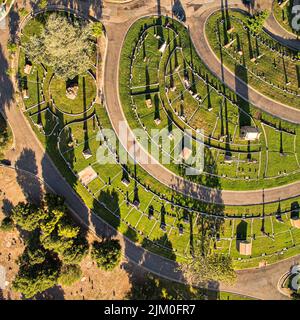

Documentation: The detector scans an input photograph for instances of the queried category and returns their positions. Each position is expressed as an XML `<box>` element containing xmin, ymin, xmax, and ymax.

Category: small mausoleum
<box><xmin>240</xmin><ymin>126</ymin><xmax>261</xmax><ymax>141</ymax></box>
<box><xmin>239</xmin><ymin>241</ymin><xmax>252</xmax><ymax>256</ymax></box>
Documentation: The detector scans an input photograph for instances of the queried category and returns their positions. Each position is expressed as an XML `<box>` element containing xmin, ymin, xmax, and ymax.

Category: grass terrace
<box><xmin>119</xmin><ymin>15</ymin><xmax>300</xmax><ymax>190</ymax></box>
<box><xmin>273</xmin><ymin>0</ymin><xmax>300</xmax><ymax>36</ymax></box>
<box><xmin>17</xmin><ymin>12</ymin><xmax>300</xmax><ymax>269</ymax></box>
<box><xmin>205</xmin><ymin>9</ymin><xmax>300</xmax><ymax>108</ymax></box>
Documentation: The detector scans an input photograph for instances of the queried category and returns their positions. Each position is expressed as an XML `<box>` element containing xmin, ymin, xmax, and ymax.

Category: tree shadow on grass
<box><xmin>291</xmin><ymin>201</ymin><xmax>300</xmax><ymax>219</ymax></box>
<box><xmin>90</xmin><ymin>189</ymin><xmax>120</xmax><ymax>239</ymax></box>
<box><xmin>122</xmin><ymin>254</ymin><xmax>221</xmax><ymax>300</ymax></box>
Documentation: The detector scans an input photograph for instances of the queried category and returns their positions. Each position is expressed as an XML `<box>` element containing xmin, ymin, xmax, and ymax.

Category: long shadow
<box><xmin>263</xmin><ymin>26</ymin><xmax>300</xmax><ymax>51</ymax></box>
<box><xmin>15</xmin><ymin>148</ymin><xmax>43</xmax><ymax>204</ymax></box>
<box><xmin>52</xmin><ymin>0</ymin><xmax>103</xmax><ymax>20</ymax></box>
<box><xmin>8</xmin><ymin>6</ymin><xmax>20</xmax><ymax>44</ymax></box>
<box><xmin>291</xmin><ymin>201</ymin><xmax>300</xmax><ymax>219</ymax></box>
<box><xmin>0</xmin><ymin>44</ymin><xmax>14</xmax><ymax>111</ymax></box>
<box><xmin>91</xmin><ymin>188</ymin><xmax>120</xmax><ymax>239</ymax></box>
<box><xmin>154</xmin><ymin>93</ymin><xmax>160</xmax><ymax>121</ymax></box>
<box><xmin>36</xmin><ymin>70</ymin><xmax>42</xmax><ymax>125</ymax></box>
<box><xmin>35</xmin><ymin>285</ymin><xmax>65</xmax><ymax>300</ymax></box>
<box><xmin>81</xmin><ymin>77</ymin><xmax>90</xmax><ymax>152</ymax></box>
<box><xmin>220</xmin><ymin>0</ymin><xmax>229</xmax><ymax>45</ymax></box>
<box><xmin>235</xmin><ymin>65</ymin><xmax>251</xmax><ymax>127</ymax></box>
<box><xmin>1</xmin><ymin>198</ymin><xmax>14</xmax><ymax>217</ymax></box>
<box><xmin>123</xmin><ymin>236</ymin><xmax>221</xmax><ymax>299</ymax></box>
<box><xmin>172</xmin><ymin>0</ymin><xmax>186</xmax><ymax>22</ymax></box>
<box><xmin>235</xmin><ymin>220</ymin><xmax>247</xmax><ymax>251</ymax></box>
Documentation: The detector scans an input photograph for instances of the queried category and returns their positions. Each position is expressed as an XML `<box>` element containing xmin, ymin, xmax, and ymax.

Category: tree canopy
<box><xmin>180</xmin><ymin>252</ymin><xmax>236</xmax><ymax>285</ymax></box>
<box><xmin>12</xmin><ymin>261</ymin><xmax>59</xmax><ymax>299</ymax></box>
<box><xmin>91</xmin><ymin>22</ymin><xmax>103</xmax><ymax>38</ymax></box>
<box><xmin>12</xmin><ymin>194</ymin><xmax>87</xmax><ymax>298</ymax></box>
<box><xmin>91</xmin><ymin>239</ymin><xmax>122</xmax><ymax>271</ymax></box>
<box><xmin>12</xmin><ymin>202</ymin><xmax>46</xmax><ymax>232</ymax></box>
<box><xmin>245</xmin><ymin>10</ymin><xmax>269</xmax><ymax>34</ymax></box>
<box><xmin>179</xmin><ymin>217</ymin><xmax>236</xmax><ymax>285</ymax></box>
<box><xmin>58</xmin><ymin>264</ymin><xmax>82</xmax><ymax>286</ymax></box>
<box><xmin>24</xmin><ymin>14</ymin><xmax>95</xmax><ymax>80</ymax></box>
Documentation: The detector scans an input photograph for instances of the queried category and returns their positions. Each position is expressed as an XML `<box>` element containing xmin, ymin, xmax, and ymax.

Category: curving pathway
<box><xmin>262</xmin><ymin>0</ymin><xmax>300</xmax><ymax>51</ymax></box>
<box><xmin>102</xmin><ymin>0</ymin><xmax>300</xmax><ymax>206</ymax></box>
<box><xmin>188</xmin><ymin>1</ymin><xmax>300</xmax><ymax>124</ymax></box>
<box><xmin>7</xmin><ymin>0</ymin><xmax>300</xmax><ymax>207</ymax></box>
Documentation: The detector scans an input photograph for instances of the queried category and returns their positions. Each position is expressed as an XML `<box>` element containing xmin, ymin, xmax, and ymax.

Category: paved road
<box><xmin>262</xmin><ymin>0</ymin><xmax>300</xmax><ymax>51</ymax></box>
<box><xmin>0</xmin><ymin>3</ymin><xmax>186</xmax><ymax>293</ymax></box>
<box><xmin>102</xmin><ymin>0</ymin><xmax>300</xmax><ymax>206</ymax></box>
<box><xmin>188</xmin><ymin>1</ymin><xmax>300</xmax><ymax>124</ymax></box>
<box><xmin>0</xmin><ymin>0</ymin><xmax>300</xmax><ymax>299</ymax></box>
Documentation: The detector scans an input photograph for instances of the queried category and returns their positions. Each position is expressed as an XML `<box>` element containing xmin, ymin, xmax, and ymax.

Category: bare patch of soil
<box><xmin>0</xmin><ymin>166</ymin><xmax>134</xmax><ymax>300</ymax></box>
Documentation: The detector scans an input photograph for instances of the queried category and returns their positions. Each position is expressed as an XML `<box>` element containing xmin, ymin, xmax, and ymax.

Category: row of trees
<box><xmin>11</xmin><ymin>194</ymin><xmax>88</xmax><ymax>298</ymax></box>
<box><xmin>1</xmin><ymin>193</ymin><xmax>121</xmax><ymax>299</ymax></box>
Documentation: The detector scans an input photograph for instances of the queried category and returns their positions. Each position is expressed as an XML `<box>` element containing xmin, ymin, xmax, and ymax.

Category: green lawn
<box><xmin>205</xmin><ymin>9</ymin><xmax>300</xmax><ymax>108</ymax></box>
<box><xmin>273</xmin><ymin>0</ymin><xmax>300</xmax><ymax>35</ymax></box>
<box><xmin>119</xmin><ymin>15</ymin><xmax>300</xmax><ymax>190</ymax></box>
<box><xmin>50</xmin><ymin>73</ymin><xmax>96</xmax><ymax>115</ymax></box>
<box><xmin>18</xmin><ymin>12</ymin><xmax>300</xmax><ymax>269</ymax></box>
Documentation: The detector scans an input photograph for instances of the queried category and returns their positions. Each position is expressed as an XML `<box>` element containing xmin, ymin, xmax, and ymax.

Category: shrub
<box><xmin>91</xmin><ymin>22</ymin><xmax>103</xmax><ymax>38</ymax></box>
<box><xmin>12</xmin><ymin>202</ymin><xmax>46</xmax><ymax>231</ymax></box>
<box><xmin>0</xmin><ymin>216</ymin><xmax>14</xmax><ymax>232</ymax></box>
<box><xmin>60</xmin><ymin>239</ymin><xmax>89</xmax><ymax>265</ymax></box>
<box><xmin>38</xmin><ymin>0</ymin><xmax>48</xmax><ymax>10</ymax></box>
<box><xmin>245</xmin><ymin>10</ymin><xmax>270</xmax><ymax>34</ymax></box>
<box><xmin>58</xmin><ymin>264</ymin><xmax>82</xmax><ymax>286</ymax></box>
<box><xmin>12</xmin><ymin>259</ymin><xmax>59</xmax><ymax>299</ymax></box>
<box><xmin>91</xmin><ymin>239</ymin><xmax>121</xmax><ymax>271</ymax></box>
